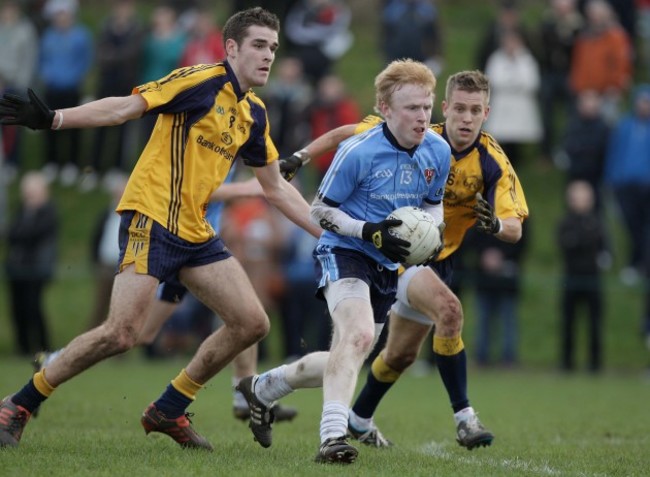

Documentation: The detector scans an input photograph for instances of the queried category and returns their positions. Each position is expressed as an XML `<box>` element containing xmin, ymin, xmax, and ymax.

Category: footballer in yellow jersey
<box><xmin>119</xmin><ymin>62</ymin><xmax>278</xmax><ymax>243</ymax></box>
<box><xmin>0</xmin><ymin>8</ymin><xmax>321</xmax><ymax>452</ymax></box>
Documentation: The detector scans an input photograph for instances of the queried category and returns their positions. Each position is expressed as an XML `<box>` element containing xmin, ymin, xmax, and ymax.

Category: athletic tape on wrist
<box><xmin>53</xmin><ymin>110</ymin><xmax>63</xmax><ymax>130</ymax></box>
<box><xmin>295</xmin><ymin>148</ymin><xmax>311</xmax><ymax>165</ymax></box>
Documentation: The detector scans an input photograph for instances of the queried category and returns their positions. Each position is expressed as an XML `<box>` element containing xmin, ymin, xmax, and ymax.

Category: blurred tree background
<box><xmin>0</xmin><ymin>0</ymin><xmax>647</xmax><ymax>372</ymax></box>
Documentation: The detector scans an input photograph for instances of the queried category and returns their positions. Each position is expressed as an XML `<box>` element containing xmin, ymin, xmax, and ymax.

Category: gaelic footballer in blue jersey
<box><xmin>275</xmin><ymin>70</ymin><xmax>528</xmax><ymax>451</ymax></box>
<box><xmin>308</xmin><ymin>59</ymin><xmax>449</xmax><ymax>464</ymax></box>
<box><xmin>347</xmin><ymin>71</ymin><xmax>527</xmax><ymax>451</ymax></box>
<box><xmin>235</xmin><ymin>59</ymin><xmax>449</xmax><ymax>464</ymax></box>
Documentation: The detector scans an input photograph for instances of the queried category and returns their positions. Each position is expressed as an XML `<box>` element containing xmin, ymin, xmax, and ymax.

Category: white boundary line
<box><xmin>417</xmin><ymin>441</ymin><xmax>609</xmax><ymax>477</ymax></box>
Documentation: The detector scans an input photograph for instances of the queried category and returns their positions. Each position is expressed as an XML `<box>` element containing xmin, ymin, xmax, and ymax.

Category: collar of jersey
<box><xmin>382</xmin><ymin>122</ymin><xmax>418</xmax><ymax>157</ymax></box>
<box><xmin>223</xmin><ymin>60</ymin><xmax>246</xmax><ymax>101</ymax></box>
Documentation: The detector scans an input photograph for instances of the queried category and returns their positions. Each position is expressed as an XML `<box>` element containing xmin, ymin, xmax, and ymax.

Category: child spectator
<box><xmin>557</xmin><ymin>180</ymin><xmax>608</xmax><ymax>372</ymax></box>
<box><xmin>5</xmin><ymin>171</ymin><xmax>59</xmax><ymax>356</ymax></box>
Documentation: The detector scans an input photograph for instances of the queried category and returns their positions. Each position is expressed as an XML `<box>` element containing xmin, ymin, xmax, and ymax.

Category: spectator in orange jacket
<box><xmin>569</xmin><ymin>0</ymin><xmax>632</xmax><ymax>124</ymax></box>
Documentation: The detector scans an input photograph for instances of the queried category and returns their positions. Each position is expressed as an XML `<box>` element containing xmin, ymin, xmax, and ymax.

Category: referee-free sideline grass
<box><xmin>1</xmin><ymin>355</ymin><xmax>648</xmax><ymax>477</ymax></box>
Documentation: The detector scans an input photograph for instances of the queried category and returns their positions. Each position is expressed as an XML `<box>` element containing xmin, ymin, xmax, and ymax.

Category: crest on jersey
<box><xmin>221</xmin><ymin>131</ymin><xmax>233</xmax><ymax>145</ymax></box>
<box><xmin>424</xmin><ymin>168</ymin><xmax>435</xmax><ymax>184</ymax></box>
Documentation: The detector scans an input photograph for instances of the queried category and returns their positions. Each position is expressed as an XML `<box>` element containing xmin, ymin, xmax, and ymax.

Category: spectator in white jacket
<box><xmin>484</xmin><ymin>29</ymin><xmax>542</xmax><ymax>167</ymax></box>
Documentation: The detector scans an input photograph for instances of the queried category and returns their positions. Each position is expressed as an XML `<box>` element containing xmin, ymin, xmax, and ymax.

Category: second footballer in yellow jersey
<box><xmin>0</xmin><ymin>7</ymin><xmax>321</xmax><ymax>451</ymax></box>
<box><xmin>355</xmin><ymin>117</ymin><xmax>528</xmax><ymax>261</ymax></box>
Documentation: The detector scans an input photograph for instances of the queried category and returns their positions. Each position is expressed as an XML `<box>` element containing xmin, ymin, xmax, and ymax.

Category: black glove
<box><xmin>421</xmin><ymin>222</ymin><xmax>446</xmax><ymax>265</ymax></box>
<box><xmin>473</xmin><ymin>192</ymin><xmax>501</xmax><ymax>234</ymax></box>
<box><xmin>362</xmin><ymin>219</ymin><xmax>410</xmax><ymax>263</ymax></box>
<box><xmin>0</xmin><ymin>88</ymin><xmax>55</xmax><ymax>130</ymax></box>
<box><xmin>279</xmin><ymin>149</ymin><xmax>310</xmax><ymax>182</ymax></box>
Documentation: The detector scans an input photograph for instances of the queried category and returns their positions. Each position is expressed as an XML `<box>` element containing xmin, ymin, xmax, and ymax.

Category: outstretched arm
<box><xmin>0</xmin><ymin>88</ymin><xmax>147</xmax><ymax>130</ymax></box>
<box><xmin>303</xmin><ymin>124</ymin><xmax>357</xmax><ymax>158</ymax></box>
<box><xmin>280</xmin><ymin>124</ymin><xmax>357</xmax><ymax>181</ymax></box>
<box><xmin>56</xmin><ymin>95</ymin><xmax>148</xmax><ymax>129</ymax></box>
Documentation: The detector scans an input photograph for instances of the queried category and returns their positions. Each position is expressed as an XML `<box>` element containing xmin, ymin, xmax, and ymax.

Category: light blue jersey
<box><xmin>317</xmin><ymin>122</ymin><xmax>450</xmax><ymax>270</ymax></box>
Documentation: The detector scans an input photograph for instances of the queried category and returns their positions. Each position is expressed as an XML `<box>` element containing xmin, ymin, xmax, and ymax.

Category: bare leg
<box><xmin>381</xmin><ymin>315</ymin><xmax>431</xmax><ymax>371</ymax></box>
<box><xmin>45</xmin><ymin>266</ymin><xmax>159</xmax><ymax>386</ymax></box>
<box><xmin>181</xmin><ymin>257</ymin><xmax>269</xmax><ymax>384</ymax></box>
<box><xmin>323</xmin><ymin>297</ymin><xmax>375</xmax><ymax>404</ymax></box>
<box><xmin>232</xmin><ymin>344</ymin><xmax>258</xmax><ymax>379</ymax></box>
<box><xmin>138</xmin><ymin>299</ymin><xmax>179</xmax><ymax>345</ymax></box>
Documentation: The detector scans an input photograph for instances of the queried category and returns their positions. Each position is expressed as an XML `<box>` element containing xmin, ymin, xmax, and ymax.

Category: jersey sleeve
<box><xmin>481</xmin><ymin>137</ymin><xmax>529</xmax><ymax>221</ymax></box>
<box><xmin>134</xmin><ymin>65</ymin><xmax>224</xmax><ymax>115</ymax></box>
<box><xmin>493</xmin><ymin>164</ymin><xmax>528</xmax><ymax>221</ymax></box>
<box><xmin>238</xmin><ymin>97</ymin><xmax>279</xmax><ymax>167</ymax></box>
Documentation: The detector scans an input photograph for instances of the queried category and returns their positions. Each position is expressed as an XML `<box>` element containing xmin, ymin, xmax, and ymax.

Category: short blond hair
<box><xmin>374</xmin><ymin>59</ymin><xmax>437</xmax><ymax>113</ymax></box>
<box><xmin>445</xmin><ymin>70</ymin><xmax>490</xmax><ymax>103</ymax></box>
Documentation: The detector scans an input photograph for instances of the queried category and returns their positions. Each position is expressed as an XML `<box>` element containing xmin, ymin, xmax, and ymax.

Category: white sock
<box><xmin>232</xmin><ymin>377</ymin><xmax>247</xmax><ymax>409</ymax></box>
<box><xmin>320</xmin><ymin>400</ymin><xmax>349</xmax><ymax>444</ymax></box>
<box><xmin>254</xmin><ymin>365</ymin><xmax>293</xmax><ymax>406</ymax></box>
<box><xmin>454</xmin><ymin>406</ymin><xmax>475</xmax><ymax>425</ymax></box>
<box><xmin>348</xmin><ymin>408</ymin><xmax>373</xmax><ymax>432</ymax></box>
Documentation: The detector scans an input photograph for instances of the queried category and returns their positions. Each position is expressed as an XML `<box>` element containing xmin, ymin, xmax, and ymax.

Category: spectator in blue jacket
<box><xmin>603</xmin><ymin>84</ymin><xmax>650</xmax><ymax>284</ymax></box>
<box><xmin>38</xmin><ymin>0</ymin><xmax>93</xmax><ymax>186</ymax></box>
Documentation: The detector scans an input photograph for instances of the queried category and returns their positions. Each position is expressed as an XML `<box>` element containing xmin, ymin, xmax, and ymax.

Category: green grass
<box><xmin>1</xmin><ymin>356</ymin><xmax>648</xmax><ymax>476</ymax></box>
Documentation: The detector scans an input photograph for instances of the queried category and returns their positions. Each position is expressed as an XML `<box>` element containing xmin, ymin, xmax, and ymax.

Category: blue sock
<box><xmin>435</xmin><ymin>349</ymin><xmax>469</xmax><ymax>412</ymax></box>
<box><xmin>153</xmin><ymin>384</ymin><xmax>193</xmax><ymax>419</ymax></box>
<box><xmin>351</xmin><ymin>370</ymin><xmax>395</xmax><ymax>421</ymax></box>
<box><xmin>11</xmin><ymin>380</ymin><xmax>48</xmax><ymax>413</ymax></box>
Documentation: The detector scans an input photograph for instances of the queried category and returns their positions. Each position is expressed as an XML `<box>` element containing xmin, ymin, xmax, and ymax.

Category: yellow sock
<box><xmin>433</xmin><ymin>335</ymin><xmax>464</xmax><ymax>356</ymax></box>
<box><xmin>171</xmin><ymin>369</ymin><xmax>203</xmax><ymax>400</ymax></box>
<box><xmin>33</xmin><ymin>370</ymin><xmax>55</xmax><ymax>397</ymax></box>
<box><xmin>371</xmin><ymin>354</ymin><xmax>401</xmax><ymax>383</ymax></box>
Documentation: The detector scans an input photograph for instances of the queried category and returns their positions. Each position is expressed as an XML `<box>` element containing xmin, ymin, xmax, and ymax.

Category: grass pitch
<box><xmin>1</xmin><ymin>355</ymin><xmax>648</xmax><ymax>477</ymax></box>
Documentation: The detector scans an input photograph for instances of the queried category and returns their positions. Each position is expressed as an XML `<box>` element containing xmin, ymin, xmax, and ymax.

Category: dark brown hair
<box><xmin>222</xmin><ymin>7</ymin><xmax>280</xmax><ymax>46</ymax></box>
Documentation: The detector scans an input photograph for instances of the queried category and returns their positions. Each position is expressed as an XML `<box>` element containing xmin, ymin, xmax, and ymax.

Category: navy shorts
<box><xmin>314</xmin><ymin>245</ymin><xmax>398</xmax><ymax>324</ymax></box>
<box><xmin>430</xmin><ymin>255</ymin><xmax>454</xmax><ymax>286</ymax></box>
<box><xmin>117</xmin><ymin>210</ymin><xmax>231</xmax><ymax>284</ymax></box>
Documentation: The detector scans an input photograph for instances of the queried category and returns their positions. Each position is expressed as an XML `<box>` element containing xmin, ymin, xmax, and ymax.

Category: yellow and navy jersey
<box><xmin>117</xmin><ymin>62</ymin><xmax>278</xmax><ymax>243</ymax></box>
<box><xmin>355</xmin><ymin>116</ymin><xmax>528</xmax><ymax>260</ymax></box>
